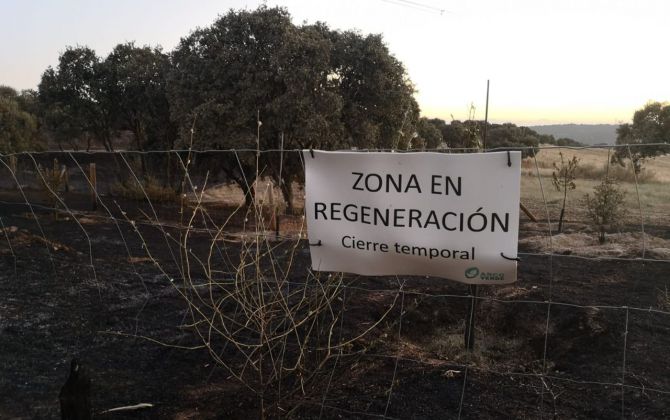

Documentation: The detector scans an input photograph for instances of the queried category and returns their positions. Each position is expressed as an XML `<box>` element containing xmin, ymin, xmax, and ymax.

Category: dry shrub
<box><xmin>575</xmin><ymin>162</ymin><xmax>657</xmax><ymax>183</ymax></box>
<box><xmin>111</xmin><ymin>175</ymin><xmax>177</xmax><ymax>202</ymax></box>
<box><xmin>36</xmin><ymin>158</ymin><xmax>67</xmax><ymax>216</ymax></box>
<box><xmin>121</xmin><ymin>165</ymin><xmax>398</xmax><ymax>418</ymax></box>
<box><xmin>522</xmin><ymin>158</ymin><xmax>552</xmax><ymax>169</ymax></box>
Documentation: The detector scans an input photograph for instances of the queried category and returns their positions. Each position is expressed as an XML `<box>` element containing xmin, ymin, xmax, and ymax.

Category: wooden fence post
<box><xmin>61</xmin><ymin>165</ymin><xmax>69</xmax><ymax>193</ymax></box>
<box><xmin>520</xmin><ymin>202</ymin><xmax>538</xmax><ymax>222</ymax></box>
<box><xmin>9</xmin><ymin>155</ymin><xmax>18</xmax><ymax>190</ymax></box>
<box><xmin>89</xmin><ymin>163</ymin><xmax>97</xmax><ymax>211</ymax></box>
<box><xmin>464</xmin><ymin>284</ymin><xmax>478</xmax><ymax>351</ymax></box>
<box><xmin>269</xmin><ymin>183</ymin><xmax>280</xmax><ymax>238</ymax></box>
<box><xmin>9</xmin><ymin>155</ymin><xmax>17</xmax><ymax>173</ymax></box>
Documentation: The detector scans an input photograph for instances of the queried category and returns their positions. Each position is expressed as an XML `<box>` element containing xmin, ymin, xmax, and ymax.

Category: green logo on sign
<box><xmin>465</xmin><ymin>267</ymin><xmax>479</xmax><ymax>279</ymax></box>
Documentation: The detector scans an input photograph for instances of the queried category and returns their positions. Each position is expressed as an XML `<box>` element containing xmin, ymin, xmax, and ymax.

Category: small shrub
<box><xmin>36</xmin><ymin>159</ymin><xmax>67</xmax><ymax>217</ymax></box>
<box><xmin>551</xmin><ymin>152</ymin><xmax>579</xmax><ymax>233</ymax></box>
<box><xmin>583</xmin><ymin>177</ymin><xmax>628</xmax><ymax>244</ymax></box>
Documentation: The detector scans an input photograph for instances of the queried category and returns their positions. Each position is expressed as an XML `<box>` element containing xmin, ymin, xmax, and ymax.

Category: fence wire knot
<box><xmin>500</xmin><ymin>252</ymin><xmax>521</xmax><ymax>261</ymax></box>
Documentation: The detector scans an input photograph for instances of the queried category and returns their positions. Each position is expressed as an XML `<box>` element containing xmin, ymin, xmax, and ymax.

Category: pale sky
<box><xmin>1</xmin><ymin>0</ymin><xmax>669</xmax><ymax>125</ymax></box>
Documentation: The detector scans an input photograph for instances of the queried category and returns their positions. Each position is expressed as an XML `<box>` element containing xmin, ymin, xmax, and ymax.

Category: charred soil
<box><xmin>1</xmin><ymin>191</ymin><xmax>669</xmax><ymax>419</ymax></box>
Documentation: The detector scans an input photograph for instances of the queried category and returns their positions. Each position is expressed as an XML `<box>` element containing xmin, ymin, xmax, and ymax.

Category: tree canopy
<box><xmin>613</xmin><ymin>101</ymin><xmax>670</xmax><ymax>172</ymax></box>
<box><xmin>168</xmin><ymin>6</ymin><xmax>418</xmax><ymax>151</ymax></box>
<box><xmin>104</xmin><ymin>43</ymin><xmax>176</xmax><ymax>151</ymax></box>
<box><xmin>22</xmin><ymin>5</ymin><xmax>551</xmax><ymax>163</ymax></box>
<box><xmin>39</xmin><ymin>46</ymin><xmax>114</xmax><ymax>150</ymax></box>
<box><xmin>0</xmin><ymin>86</ymin><xmax>43</xmax><ymax>153</ymax></box>
<box><xmin>421</xmin><ymin>118</ymin><xmax>545</xmax><ymax>156</ymax></box>
<box><xmin>38</xmin><ymin>43</ymin><xmax>175</xmax><ymax>152</ymax></box>
<box><xmin>414</xmin><ymin>117</ymin><xmax>443</xmax><ymax>149</ymax></box>
<box><xmin>0</xmin><ymin>5</ymin><xmax>603</xmax><ymax>203</ymax></box>
<box><xmin>487</xmin><ymin>123</ymin><xmax>541</xmax><ymax>156</ymax></box>
<box><xmin>167</xmin><ymin>6</ymin><xmax>419</xmax><ymax>208</ymax></box>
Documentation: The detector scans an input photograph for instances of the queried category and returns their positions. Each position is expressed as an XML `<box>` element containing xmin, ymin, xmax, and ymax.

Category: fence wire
<box><xmin>0</xmin><ymin>145</ymin><xmax>668</xmax><ymax>418</ymax></box>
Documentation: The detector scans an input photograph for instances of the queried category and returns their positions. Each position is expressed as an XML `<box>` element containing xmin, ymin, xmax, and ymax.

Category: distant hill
<box><xmin>529</xmin><ymin>124</ymin><xmax>619</xmax><ymax>145</ymax></box>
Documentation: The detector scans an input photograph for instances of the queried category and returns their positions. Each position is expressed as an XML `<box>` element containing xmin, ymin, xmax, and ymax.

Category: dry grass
<box><xmin>525</xmin><ymin>145</ymin><xmax>670</xmax><ymax>183</ymax></box>
<box><xmin>419</xmin><ymin>326</ymin><xmax>524</xmax><ymax>369</ymax></box>
<box><xmin>519</xmin><ymin>231</ymin><xmax>670</xmax><ymax>258</ymax></box>
<box><xmin>658</xmin><ymin>287</ymin><xmax>670</xmax><ymax>311</ymax></box>
<box><xmin>520</xmin><ymin>146</ymin><xmax>670</xmax><ymax>230</ymax></box>
<box><xmin>521</xmin><ymin>175</ymin><xmax>670</xmax><ymax>228</ymax></box>
<box><xmin>197</xmin><ymin>178</ymin><xmax>305</xmax><ymax>212</ymax></box>
<box><xmin>111</xmin><ymin>176</ymin><xmax>178</xmax><ymax>202</ymax></box>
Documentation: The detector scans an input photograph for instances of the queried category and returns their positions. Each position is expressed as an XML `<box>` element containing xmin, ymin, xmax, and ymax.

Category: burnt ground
<box><xmin>1</xmin><ymin>190</ymin><xmax>670</xmax><ymax>419</ymax></box>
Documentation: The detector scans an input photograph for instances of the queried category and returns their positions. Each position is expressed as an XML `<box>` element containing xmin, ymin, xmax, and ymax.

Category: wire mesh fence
<box><xmin>0</xmin><ymin>145</ymin><xmax>669</xmax><ymax>418</ymax></box>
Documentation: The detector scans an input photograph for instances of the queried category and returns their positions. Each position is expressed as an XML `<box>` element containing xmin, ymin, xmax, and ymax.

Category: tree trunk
<box><xmin>166</xmin><ymin>153</ymin><xmax>172</xmax><ymax>189</ymax></box>
<box><xmin>102</xmin><ymin>133</ymin><xmax>113</xmax><ymax>152</ymax></box>
<box><xmin>280</xmin><ymin>180</ymin><xmax>294</xmax><ymax>216</ymax></box>
<box><xmin>222</xmin><ymin>166</ymin><xmax>255</xmax><ymax>208</ymax></box>
<box><xmin>557</xmin><ymin>208</ymin><xmax>565</xmax><ymax>233</ymax></box>
<box><xmin>134</xmin><ymin>120</ymin><xmax>147</xmax><ymax>176</ymax></box>
<box><xmin>232</xmin><ymin>174</ymin><xmax>254</xmax><ymax>208</ymax></box>
<box><xmin>557</xmin><ymin>181</ymin><xmax>568</xmax><ymax>233</ymax></box>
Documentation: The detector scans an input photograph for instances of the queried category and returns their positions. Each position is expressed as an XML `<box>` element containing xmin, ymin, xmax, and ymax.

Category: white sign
<box><xmin>303</xmin><ymin>150</ymin><xmax>521</xmax><ymax>284</ymax></box>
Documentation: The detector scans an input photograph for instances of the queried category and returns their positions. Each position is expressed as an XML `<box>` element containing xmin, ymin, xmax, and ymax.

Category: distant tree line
<box><xmin>3</xmin><ymin>6</ymin><xmax>424</xmax><ymax>208</ymax></box>
<box><xmin>1</xmin><ymin>6</ymin><xmax>587</xmax><ymax>156</ymax></box>
<box><xmin>32</xmin><ymin>7</ymin><xmax>419</xmax><ymax>156</ymax></box>
<box><xmin>5</xmin><ymin>6</ymin><xmax>666</xmax><ymax>203</ymax></box>
<box><xmin>0</xmin><ymin>6</ymin><xmax>558</xmax><ymax>207</ymax></box>
<box><xmin>418</xmin><ymin>118</ymin><xmax>583</xmax><ymax>156</ymax></box>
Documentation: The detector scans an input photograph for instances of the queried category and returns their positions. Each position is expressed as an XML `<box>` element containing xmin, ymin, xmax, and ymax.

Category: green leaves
<box><xmin>583</xmin><ymin>177</ymin><xmax>627</xmax><ymax>244</ymax></box>
<box><xmin>613</xmin><ymin>102</ymin><xmax>670</xmax><ymax>173</ymax></box>
<box><xmin>168</xmin><ymin>7</ymin><xmax>418</xmax><ymax>153</ymax></box>
<box><xmin>0</xmin><ymin>88</ymin><xmax>42</xmax><ymax>153</ymax></box>
<box><xmin>414</xmin><ymin>117</ymin><xmax>443</xmax><ymax>149</ymax></box>
<box><xmin>551</xmin><ymin>151</ymin><xmax>580</xmax><ymax>233</ymax></box>
<box><xmin>104</xmin><ymin>43</ymin><xmax>175</xmax><ymax>150</ymax></box>
<box><xmin>166</xmin><ymin>6</ymin><xmax>419</xmax><ymax>208</ymax></box>
<box><xmin>38</xmin><ymin>43</ymin><xmax>175</xmax><ymax>152</ymax></box>
<box><xmin>551</xmin><ymin>152</ymin><xmax>579</xmax><ymax>193</ymax></box>
<box><xmin>38</xmin><ymin>46</ymin><xmax>113</xmax><ymax>151</ymax></box>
